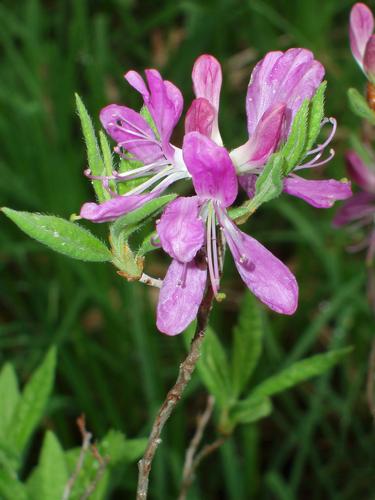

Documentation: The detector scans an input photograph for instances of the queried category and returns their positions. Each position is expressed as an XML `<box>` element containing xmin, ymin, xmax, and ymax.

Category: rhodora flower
<box><xmin>334</xmin><ymin>150</ymin><xmax>375</xmax><ymax>262</ymax></box>
<box><xmin>156</xmin><ymin>132</ymin><xmax>298</xmax><ymax>335</ymax></box>
<box><xmin>350</xmin><ymin>2</ymin><xmax>375</xmax><ymax>82</ymax></box>
<box><xmin>80</xmin><ymin>69</ymin><xmax>188</xmax><ymax>222</ymax></box>
<box><xmin>227</xmin><ymin>48</ymin><xmax>352</xmax><ymax>208</ymax></box>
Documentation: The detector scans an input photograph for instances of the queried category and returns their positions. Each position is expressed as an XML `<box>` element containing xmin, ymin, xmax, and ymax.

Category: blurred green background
<box><xmin>1</xmin><ymin>0</ymin><xmax>375</xmax><ymax>498</ymax></box>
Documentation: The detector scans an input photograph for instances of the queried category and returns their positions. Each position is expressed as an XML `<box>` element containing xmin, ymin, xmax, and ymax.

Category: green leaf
<box><xmin>0</xmin><ymin>363</ymin><xmax>20</xmax><ymax>439</ymax></box>
<box><xmin>231</xmin><ymin>154</ymin><xmax>285</xmax><ymax>224</ymax></box>
<box><xmin>231</xmin><ymin>292</ymin><xmax>263</xmax><ymax>399</ymax></box>
<box><xmin>75</xmin><ymin>93</ymin><xmax>109</xmax><ymax>202</ymax></box>
<box><xmin>190</xmin><ymin>328</ymin><xmax>232</xmax><ymax>407</ymax></box>
<box><xmin>28</xmin><ymin>431</ymin><xmax>68</xmax><ymax>500</ymax></box>
<box><xmin>306</xmin><ymin>81</ymin><xmax>327</xmax><ymax>152</ymax></box>
<box><xmin>0</xmin><ymin>469</ymin><xmax>27</xmax><ymax>500</ymax></box>
<box><xmin>246</xmin><ymin>347</ymin><xmax>352</xmax><ymax>403</ymax></box>
<box><xmin>9</xmin><ymin>347</ymin><xmax>57</xmax><ymax>457</ymax></box>
<box><xmin>64</xmin><ymin>430</ymin><xmax>146</xmax><ymax>499</ymax></box>
<box><xmin>228</xmin><ymin>397</ymin><xmax>272</xmax><ymax>428</ymax></box>
<box><xmin>281</xmin><ymin>99</ymin><xmax>309</xmax><ymax>174</ymax></box>
<box><xmin>347</xmin><ymin>87</ymin><xmax>375</xmax><ymax>125</ymax></box>
<box><xmin>2</xmin><ymin>208</ymin><xmax>112</xmax><ymax>262</ymax></box>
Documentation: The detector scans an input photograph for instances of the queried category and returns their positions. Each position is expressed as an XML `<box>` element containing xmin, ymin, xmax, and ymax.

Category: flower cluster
<box><xmin>80</xmin><ymin>50</ymin><xmax>351</xmax><ymax>335</ymax></box>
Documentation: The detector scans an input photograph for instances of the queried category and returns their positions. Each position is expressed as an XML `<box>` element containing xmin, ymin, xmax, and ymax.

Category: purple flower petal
<box><xmin>283</xmin><ymin>176</ymin><xmax>352</xmax><ymax>208</ymax></box>
<box><xmin>220</xmin><ymin>213</ymin><xmax>298</xmax><ymax>315</ymax></box>
<box><xmin>246</xmin><ymin>48</ymin><xmax>324</xmax><ymax>136</ymax></box>
<box><xmin>364</xmin><ymin>34</ymin><xmax>375</xmax><ymax>81</ymax></box>
<box><xmin>100</xmin><ymin>104</ymin><xmax>162</xmax><ymax>163</ymax></box>
<box><xmin>80</xmin><ymin>192</ymin><xmax>158</xmax><ymax>222</ymax></box>
<box><xmin>157</xmin><ymin>196</ymin><xmax>205</xmax><ymax>262</ymax></box>
<box><xmin>346</xmin><ymin>150</ymin><xmax>375</xmax><ymax>192</ymax></box>
<box><xmin>239</xmin><ymin>173</ymin><xmax>257</xmax><ymax>199</ymax></box>
<box><xmin>124</xmin><ymin>69</ymin><xmax>183</xmax><ymax>156</ymax></box>
<box><xmin>333</xmin><ymin>192</ymin><xmax>375</xmax><ymax>226</ymax></box>
<box><xmin>192</xmin><ymin>55</ymin><xmax>222</xmax><ymax>142</ymax></box>
<box><xmin>350</xmin><ymin>3</ymin><xmax>374</xmax><ymax>68</ymax></box>
<box><xmin>182</xmin><ymin>132</ymin><xmax>238</xmax><ymax>207</ymax></box>
<box><xmin>185</xmin><ymin>98</ymin><xmax>215</xmax><ymax>137</ymax></box>
<box><xmin>231</xmin><ymin>103</ymin><xmax>285</xmax><ymax>168</ymax></box>
<box><xmin>156</xmin><ymin>259</ymin><xmax>207</xmax><ymax>335</ymax></box>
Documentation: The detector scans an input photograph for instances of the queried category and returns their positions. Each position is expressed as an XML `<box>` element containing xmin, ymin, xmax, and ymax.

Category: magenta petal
<box><xmin>157</xmin><ymin>197</ymin><xmax>205</xmax><ymax>262</ymax></box>
<box><xmin>80</xmin><ymin>192</ymin><xmax>157</xmax><ymax>223</ymax></box>
<box><xmin>185</xmin><ymin>98</ymin><xmax>215</xmax><ymax>137</ymax></box>
<box><xmin>246</xmin><ymin>49</ymin><xmax>324</xmax><ymax>135</ymax></box>
<box><xmin>192</xmin><ymin>54</ymin><xmax>222</xmax><ymax>111</ymax></box>
<box><xmin>182</xmin><ymin>132</ymin><xmax>238</xmax><ymax>207</ymax></box>
<box><xmin>232</xmin><ymin>103</ymin><xmax>285</xmax><ymax>167</ymax></box>
<box><xmin>125</xmin><ymin>69</ymin><xmax>183</xmax><ymax>156</ymax></box>
<box><xmin>283</xmin><ymin>176</ymin><xmax>352</xmax><ymax>208</ymax></box>
<box><xmin>100</xmin><ymin>104</ymin><xmax>162</xmax><ymax>163</ymax></box>
<box><xmin>239</xmin><ymin>174</ymin><xmax>257</xmax><ymax>199</ymax></box>
<box><xmin>333</xmin><ymin>192</ymin><xmax>375</xmax><ymax>226</ymax></box>
<box><xmin>156</xmin><ymin>259</ymin><xmax>207</xmax><ymax>335</ymax></box>
<box><xmin>346</xmin><ymin>150</ymin><xmax>375</xmax><ymax>191</ymax></box>
<box><xmin>364</xmin><ymin>34</ymin><xmax>375</xmax><ymax>81</ymax></box>
<box><xmin>221</xmin><ymin>215</ymin><xmax>298</xmax><ymax>315</ymax></box>
<box><xmin>350</xmin><ymin>3</ymin><xmax>374</xmax><ymax>68</ymax></box>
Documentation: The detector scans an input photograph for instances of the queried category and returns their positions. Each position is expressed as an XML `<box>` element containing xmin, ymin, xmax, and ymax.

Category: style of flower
<box><xmin>350</xmin><ymin>2</ymin><xmax>375</xmax><ymax>83</ymax></box>
<box><xmin>229</xmin><ymin>48</ymin><xmax>352</xmax><ymax>208</ymax></box>
<box><xmin>333</xmin><ymin>150</ymin><xmax>375</xmax><ymax>262</ymax></box>
<box><xmin>156</xmin><ymin>131</ymin><xmax>298</xmax><ymax>335</ymax></box>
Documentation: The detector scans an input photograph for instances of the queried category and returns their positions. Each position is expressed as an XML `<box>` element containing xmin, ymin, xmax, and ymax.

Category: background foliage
<box><xmin>1</xmin><ymin>0</ymin><xmax>374</xmax><ymax>498</ymax></box>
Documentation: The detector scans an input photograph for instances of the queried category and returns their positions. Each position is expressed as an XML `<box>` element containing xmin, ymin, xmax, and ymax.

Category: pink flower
<box><xmin>156</xmin><ymin>132</ymin><xmax>298</xmax><ymax>336</ymax></box>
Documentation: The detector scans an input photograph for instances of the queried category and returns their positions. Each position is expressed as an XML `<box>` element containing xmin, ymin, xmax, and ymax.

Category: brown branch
<box><xmin>178</xmin><ymin>395</ymin><xmax>215</xmax><ymax>500</ymax></box>
<box><xmin>62</xmin><ymin>415</ymin><xmax>92</xmax><ymax>500</ymax></box>
<box><xmin>136</xmin><ymin>283</ymin><xmax>215</xmax><ymax>500</ymax></box>
<box><xmin>80</xmin><ymin>444</ymin><xmax>110</xmax><ymax>500</ymax></box>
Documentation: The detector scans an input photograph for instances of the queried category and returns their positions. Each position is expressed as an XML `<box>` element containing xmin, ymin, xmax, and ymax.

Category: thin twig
<box><xmin>136</xmin><ymin>283</ymin><xmax>215</xmax><ymax>500</ymax></box>
<box><xmin>139</xmin><ymin>273</ymin><xmax>162</xmax><ymax>288</ymax></box>
<box><xmin>178</xmin><ymin>396</ymin><xmax>215</xmax><ymax>500</ymax></box>
<box><xmin>366</xmin><ymin>337</ymin><xmax>375</xmax><ymax>420</ymax></box>
<box><xmin>80</xmin><ymin>444</ymin><xmax>110</xmax><ymax>500</ymax></box>
<box><xmin>62</xmin><ymin>415</ymin><xmax>92</xmax><ymax>500</ymax></box>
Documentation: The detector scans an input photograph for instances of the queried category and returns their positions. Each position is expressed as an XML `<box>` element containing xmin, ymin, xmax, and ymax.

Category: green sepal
<box><xmin>140</xmin><ymin>105</ymin><xmax>159</xmax><ymax>139</ymax></box>
<box><xmin>2</xmin><ymin>208</ymin><xmax>112</xmax><ymax>262</ymax></box>
<box><xmin>347</xmin><ymin>87</ymin><xmax>375</xmax><ymax>125</ymax></box>
<box><xmin>305</xmin><ymin>81</ymin><xmax>327</xmax><ymax>152</ymax></box>
<box><xmin>281</xmin><ymin>99</ymin><xmax>309</xmax><ymax>174</ymax></box>
<box><xmin>75</xmin><ymin>93</ymin><xmax>109</xmax><ymax>202</ymax></box>
<box><xmin>230</xmin><ymin>154</ymin><xmax>285</xmax><ymax>224</ymax></box>
<box><xmin>137</xmin><ymin>231</ymin><xmax>159</xmax><ymax>257</ymax></box>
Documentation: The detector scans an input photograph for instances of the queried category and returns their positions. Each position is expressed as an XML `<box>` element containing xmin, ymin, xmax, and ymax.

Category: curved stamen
<box><xmin>305</xmin><ymin>117</ymin><xmax>337</xmax><ymax>157</ymax></box>
<box><xmin>150</xmin><ymin>170</ymin><xmax>188</xmax><ymax>193</ymax></box>
<box><xmin>114</xmin><ymin>160</ymin><xmax>170</xmax><ymax>180</ymax></box>
<box><xmin>125</xmin><ymin>166</ymin><xmax>174</xmax><ymax>196</ymax></box>
<box><xmin>110</xmin><ymin>114</ymin><xmax>156</xmax><ymax>141</ymax></box>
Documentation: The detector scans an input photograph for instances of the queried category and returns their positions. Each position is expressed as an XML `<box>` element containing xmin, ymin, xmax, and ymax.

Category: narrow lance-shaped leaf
<box><xmin>27</xmin><ymin>431</ymin><xmax>68</xmax><ymax>500</ymax></box>
<box><xmin>75</xmin><ymin>93</ymin><xmax>109</xmax><ymax>202</ymax></box>
<box><xmin>243</xmin><ymin>346</ymin><xmax>352</xmax><ymax>405</ymax></box>
<box><xmin>8</xmin><ymin>347</ymin><xmax>57</xmax><ymax>458</ymax></box>
<box><xmin>281</xmin><ymin>99</ymin><xmax>309</xmax><ymax>174</ymax></box>
<box><xmin>2</xmin><ymin>208</ymin><xmax>112</xmax><ymax>262</ymax></box>
<box><xmin>0</xmin><ymin>364</ymin><xmax>20</xmax><ymax>439</ymax></box>
<box><xmin>185</xmin><ymin>327</ymin><xmax>232</xmax><ymax>407</ymax></box>
<box><xmin>0</xmin><ymin>470</ymin><xmax>28</xmax><ymax>500</ymax></box>
<box><xmin>230</xmin><ymin>154</ymin><xmax>285</xmax><ymax>224</ymax></box>
<box><xmin>347</xmin><ymin>88</ymin><xmax>375</xmax><ymax>126</ymax></box>
<box><xmin>305</xmin><ymin>81</ymin><xmax>327</xmax><ymax>152</ymax></box>
<box><xmin>231</xmin><ymin>292</ymin><xmax>263</xmax><ymax>399</ymax></box>
<box><xmin>226</xmin><ymin>397</ymin><xmax>272</xmax><ymax>430</ymax></box>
